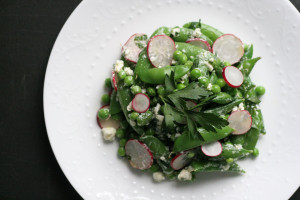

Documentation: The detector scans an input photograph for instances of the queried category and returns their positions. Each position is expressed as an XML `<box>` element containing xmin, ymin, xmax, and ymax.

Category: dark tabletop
<box><xmin>0</xmin><ymin>0</ymin><xmax>299</xmax><ymax>199</ymax></box>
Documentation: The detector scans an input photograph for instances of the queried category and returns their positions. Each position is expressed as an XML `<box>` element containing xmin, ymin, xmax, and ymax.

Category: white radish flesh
<box><xmin>222</xmin><ymin>66</ymin><xmax>244</xmax><ymax>88</ymax></box>
<box><xmin>97</xmin><ymin>105</ymin><xmax>120</xmax><ymax>129</ymax></box>
<box><xmin>186</xmin><ymin>39</ymin><xmax>212</xmax><ymax>52</ymax></box>
<box><xmin>147</xmin><ymin>35</ymin><xmax>176</xmax><ymax>68</ymax></box>
<box><xmin>228</xmin><ymin>110</ymin><xmax>252</xmax><ymax>135</ymax></box>
<box><xmin>125</xmin><ymin>139</ymin><xmax>153</xmax><ymax>170</ymax></box>
<box><xmin>212</xmin><ymin>34</ymin><xmax>244</xmax><ymax>65</ymax></box>
<box><xmin>132</xmin><ymin>93</ymin><xmax>150</xmax><ymax>113</ymax></box>
<box><xmin>201</xmin><ymin>141</ymin><xmax>223</xmax><ymax>157</ymax></box>
<box><xmin>122</xmin><ymin>33</ymin><xmax>146</xmax><ymax>63</ymax></box>
<box><xmin>112</xmin><ymin>71</ymin><xmax>118</xmax><ymax>91</ymax></box>
<box><xmin>171</xmin><ymin>151</ymin><xmax>193</xmax><ymax>170</ymax></box>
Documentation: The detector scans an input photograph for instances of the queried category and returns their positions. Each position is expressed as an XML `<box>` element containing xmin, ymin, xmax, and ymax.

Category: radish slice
<box><xmin>111</xmin><ymin>71</ymin><xmax>118</xmax><ymax>91</ymax></box>
<box><xmin>212</xmin><ymin>34</ymin><xmax>244</xmax><ymax>65</ymax></box>
<box><xmin>171</xmin><ymin>151</ymin><xmax>193</xmax><ymax>170</ymax></box>
<box><xmin>147</xmin><ymin>35</ymin><xmax>176</xmax><ymax>68</ymax></box>
<box><xmin>122</xmin><ymin>33</ymin><xmax>146</xmax><ymax>63</ymax></box>
<box><xmin>228</xmin><ymin>110</ymin><xmax>252</xmax><ymax>135</ymax></box>
<box><xmin>132</xmin><ymin>93</ymin><xmax>150</xmax><ymax>113</ymax></box>
<box><xmin>125</xmin><ymin>139</ymin><xmax>153</xmax><ymax>170</ymax></box>
<box><xmin>97</xmin><ymin>105</ymin><xmax>120</xmax><ymax>129</ymax></box>
<box><xmin>186</xmin><ymin>39</ymin><xmax>212</xmax><ymax>52</ymax></box>
<box><xmin>185</xmin><ymin>100</ymin><xmax>200</xmax><ymax>112</ymax></box>
<box><xmin>222</xmin><ymin>66</ymin><xmax>244</xmax><ymax>88</ymax></box>
<box><xmin>201</xmin><ymin>141</ymin><xmax>223</xmax><ymax>157</ymax></box>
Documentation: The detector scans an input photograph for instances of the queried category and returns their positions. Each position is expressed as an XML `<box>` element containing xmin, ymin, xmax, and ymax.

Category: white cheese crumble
<box><xmin>124</xmin><ymin>48</ymin><xmax>131</xmax><ymax>57</ymax></box>
<box><xmin>156</xmin><ymin>85</ymin><xmax>162</xmax><ymax>89</ymax></box>
<box><xmin>160</xmin><ymin>156</ymin><xmax>166</xmax><ymax>161</ymax></box>
<box><xmin>209</xmin><ymin>57</ymin><xmax>215</xmax><ymax>62</ymax></box>
<box><xmin>127</xmin><ymin>101</ymin><xmax>133</xmax><ymax>111</ymax></box>
<box><xmin>102</xmin><ymin>127</ymin><xmax>116</xmax><ymax>141</ymax></box>
<box><xmin>207</xmin><ymin>83</ymin><xmax>212</xmax><ymax>90</ymax></box>
<box><xmin>175</xmin><ymin>133</ymin><xmax>181</xmax><ymax>138</ymax></box>
<box><xmin>238</xmin><ymin>103</ymin><xmax>245</xmax><ymax>110</ymax></box>
<box><xmin>171</xmin><ymin>28</ymin><xmax>180</xmax><ymax>36</ymax></box>
<box><xmin>153</xmin><ymin>172</ymin><xmax>165</xmax><ymax>182</ymax></box>
<box><xmin>192</xmin><ymin>28</ymin><xmax>202</xmax><ymax>38</ymax></box>
<box><xmin>114</xmin><ymin>60</ymin><xmax>124</xmax><ymax>72</ymax></box>
<box><xmin>154</xmin><ymin>103</ymin><xmax>161</xmax><ymax>115</ymax></box>
<box><xmin>129</xmin><ymin>120</ymin><xmax>136</xmax><ymax>127</ymax></box>
<box><xmin>156</xmin><ymin>114</ymin><xmax>164</xmax><ymax>126</ymax></box>
<box><xmin>124</xmin><ymin>67</ymin><xmax>134</xmax><ymax>76</ymax></box>
<box><xmin>157</xmin><ymin>66</ymin><xmax>163</xmax><ymax>68</ymax></box>
<box><xmin>178</xmin><ymin>169</ymin><xmax>192</xmax><ymax>181</ymax></box>
<box><xmin>232</xmin><ymin>106</ymin><xmax>238</xmax><ymax>112</ymax></box>
<box><xmin>171</xmin><ymin>59</ymin><xmax>177</xmax><ymax>65</ymax></box>
<box><xmin>141</xmin><ymin>89</ymin><xmax>146</xmax><ymax>94</ymax></box>
<box><xmin>205</xmin><ymin>62</ymin><xmax>214</xmax><ymax>72</ymax></box>
<box><xmin>234</xmin><ymin>144</ymin><xmax>243</xmax><ymax>150</ymax></box>
<box><xmin>220</xmin><ymin>164</ymin><xmax>230</xmax><ymax>171</ymax></box>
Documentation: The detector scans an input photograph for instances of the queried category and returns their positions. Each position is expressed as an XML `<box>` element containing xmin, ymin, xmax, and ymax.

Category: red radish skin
<box><xmin>147</xmin><ymin>35</ymin><xmax>176</xmax><ymax>68</ymax></box>
<box><xmin>228</xmin><ymin>110</ymin><xmax>252</xmax><ymax>135</ymax></box>
<box><xmin>201</xmin><ymin>141</ymin><xmax>223</xmax><ymax>157</ymax></box>
<box><xmin>171</xmin><ymin>151</ymin><xmax>193</xmax><ymax>170</ymax></box>
<box><xmin>212</xmin><ymin>34</ymin><xmax>244</xmax><ymax>65</ymax></box>
<box><xmin>132</xmin><ymin>93</ymin><xmax>150</xmax><ymax>113</ymax></box>
<box><xmin>186</xmin><ymin>38</ymin><xmax>212</xmax><ymax>52</ymax></box>
<box><xmin>122</xmin><ymin>33</ymin><xmax>146</xmax><ymax>63</ymax></box>
<box><xmin>125</xmin><ymin>139</ymin><xmax>153</xmax><ymax>170</ymax></box>
<box><xmin>111</xmin><ymin>71</ymin><xmax>118</xmax><ymax>91</ymax></box>
<box><xmin>222</xmin><ymin>66</ymin><xmax>244</xmax><ymax>88</ymax></box>
<box><xmin>97</xmin><ymin>105</ymin><xmax>120</xmax><ymax>129</ymax></box>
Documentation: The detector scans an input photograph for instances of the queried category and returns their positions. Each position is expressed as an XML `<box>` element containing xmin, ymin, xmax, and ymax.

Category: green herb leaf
<box><xmin>164</xmin><ymin>73</ymin><xmax>175</xmax><ymax>93</ymax></box>
<box><xmin>169</xmin><ymin>82</ymin><xmax>211</xmax><ymax>100</ymax></box>
<box><xmin>173</xmin><ymin>132</ymin><xmax>204</xmax><ymax>153</ymax></box>
<box><xmin>163</xmin><ymin>103</ymin><xmax>185</xmax><ymax>123</ymax></box>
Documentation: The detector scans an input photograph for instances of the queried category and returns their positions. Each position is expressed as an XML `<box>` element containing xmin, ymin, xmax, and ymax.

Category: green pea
<box><xmin>173</xmin><ymin>50</ymin><xmax>183</xmax><ymax>61</ymax></box>
<box><xmin>199</xmin><ymin>77</ymin><xmax>209</xmax><ymax>87</ymax></box>
<box><xmin>120</xmin><ymin>120</ymin><xmax>129</xmax><ymax>129</ymax></box>
<box><xmin>147</xmin><ymin>87</ymin><xmax>156</xmax><ymax>96</ymax></box>
<box><xmin>98</xmin><ymin>108</ymin><xmax>110</xmax><ymax>120</ymax></box>
<box><xmin>226</xmin><ymin>158</ymin><xmax>234</xmax><ymax>163</ymax></box>
<box><xmin>119</xmin><ymin>138</ymin><xmax>127</xmax><ymax>147</ymax></box>
<box><xmin>118</xmin><ymin>147</ymin><xmax>126</xmax><ymax>157</ymax></box>
<box><xmin>223</xmin><ymin>61</ymin><xmax>231</xmax><ymax>66</ymax></box>
<box><xmin>101</xmin><ymin>94</ymin><xmax>110</xmax><ymax>104</ymax></box>
<box><xmin>131</xmin><ymin>85</ymin><xmax>142</xmax><ymax>95</ymax></box>
<box><xmin>157</xmin><ymin>86</ymin><xmax>166</xmax><ymax>95</ymax></box>
<box><xmin>178</xmin><ymin>54</ymin><xmax>188</xmax><ymax>65</ymax></box>
<box><xmin>173</xmin><ymin>89</ymin><xmax>179</xmax><ymax>92</ymax></box>
<box><xmin>253</xmin><ymin>148</ymin><xmax>259</xmax><ymax>157</ymax></box>
<box><xmin>117</xmin><ymin>70</ymin><xmax>126</xmax><ymax>80</ymax></box>
<box><xmin>185</xmin><ymin>60</ymin><xmax>193</xmax><ymax>68</ymax></box>
<box><xmin>212</xmin><ymin>85</ymin><xmax>221</xmax><ymax>94</ymax></box>
<box><xmin>130</xmin><ymin>112</ymin><xmax>139</xmax><ymax>120</ymax></box>
<box><xmin>105</xmin><ymin>78</ymin><xmax>112</xmax><ymax>88</ymax></box>
<box><xmin>124</xmin><ymin>76</ymin><xmax>134</xmax><ymax>86</ymax></box>
<box><xmin>116</xmin><ymin>128</ymin><xmax>125</xmax><ymax>138</ymax></box>
<box><xmin>176</xmin><ymin>83</ymin><xmax>186</xmax><ymax>90</ymax></box>
<box><xmin>190</xmin><ymin>68</ymin><xmax>201</xmax><ymax>80</ymax></box>
<box><xmin>255</xmin><ymin>86</ymin><xmax>265</xmax><ymax>96</ymax></box>
<box><xmin>216</xmin><ymin>78</ymin><xmax>226</xmax><ymax>88</ymax></box>
<box><xmin>187</xmin><ymin>152</ymin><xmax>195</xmax><ymax>158</ymax></box>
<box><xmin>149</xmin><ymin>164</ymin><xmax>160</xmax><ymax>173</ymax></box>
<box><xmin>111</xmin><ymin>113</ymin><xmax>122</xmax><ymax>121</ymax></box>
<box><xmin>145</xmin><ymin>129</ymin><xmax>155</xmax><ymax>135</ymax></box>
<box><xmin>137</xmin><ymin>111</ymin><xmax>153</xmax><ymax>126</ymax></box>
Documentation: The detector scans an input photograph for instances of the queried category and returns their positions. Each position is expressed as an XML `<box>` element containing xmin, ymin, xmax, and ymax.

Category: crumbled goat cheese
<box><xmin>171</xmin><ymin>59</ymin><xmax>177</xmax><ymax>65</ymax></box>
<box><xmin>156</xmin><ymin>115</ymin><xmax>164</xmax><ymax>126</ymax></box>
<box><xmin>153</xmin><ymin>172</ymin><xmax>165</xmax><ymax>182</ymax></box>
<box><xmin>124</xmin><ymin>67</ymin><xmax>134</xmax><ymax>76</ymax></box>
<box><xmin>141</xmin><ymin>89</ymin><xmax>146</xmax><ymax>94</ymax></box>
<box><xmin>114</xmin><ymin>60</ymin><xmax>124</xmax><ymax>72</ymax></box>
<box><xmin>220</xmin><ymin>164</ymin><xmax>230</xmax><ymax>171</ymax></box>
<box><xmin>205</xmin><ymin>62</ymin><xmax>214</xmax><ymax>72</ymax></box>
<box><xmin>232</xmin><ymin>106</ymin><xmax>238</xmax><ymax>112</ymax></box>
<box><xmin>156</xmin><ymin>85</ymin><xmax>162</xmax><ymax>89</ymax></box>
<box><xmin>238</xmin><ymin>103</ymin><xmax>245</xmax><ymax>110</ymax></box>
<box><xmin>175</xmin><ymin>133</ymin><xmax>181</xmax><ymax>138</ymax></box>
<box><xmin>154</xmin><ymin>103</ymin><xmax>161</xmax><ymax>115</ymax></box>
<box><xmin>160</xmin><ymin>156</ymin><xmax>166</xmax><ymax>161</ymax></box>
<box><xmin>234</xmin><ymin>144</ymin><xmax>243</xmax><ymax>150</ymax></box>
<box><xmin>124</xmin><ymin>48</ymin><xmax>131</xmax><ymax>57</ymax></box>
<box><xmin>129</xmin><ymin>120</ymin><xmax>136</xmax><ymax>127</ymax></box>
<box><xmin>207</xmin><ymin>83</ymin><xmax>213</xmax><ymax>90</ymax></box>
<box><xmin>178</xmin><ymin>169</ymin><xmax>192</xmax><ymax>181</ymax></box>
<box><xmin>192</xmin><ymin>28</ymin><xmax>202</xmax><ymax>38</ymax></box>
<box><xmin>171</xmin><ymin>28</ymin><xmax>180</xmax><ymax>36</ymax></box>
<box><xmin>102</xmin><ymin>127</ymin><xmax>116</xmax><ymax>141</ymax></box>
<box><xmin>209</xmin><ymin>57</ymin><xmax>215</xmax><ymax>62</ymax></box>
<box><xmin>127</xmin><ymin>101</ymin><xmax>133</xmax><ymax>111</ymax></box>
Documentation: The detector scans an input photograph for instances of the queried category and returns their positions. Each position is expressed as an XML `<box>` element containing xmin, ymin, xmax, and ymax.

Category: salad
<box><xmin>97</xmin><ymin>20</ymin><xmax>266</xmax><ymax>182</ymax></box>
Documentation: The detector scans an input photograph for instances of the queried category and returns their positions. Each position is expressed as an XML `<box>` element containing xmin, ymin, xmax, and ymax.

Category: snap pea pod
<box><xmin>173</xmin><ymin>132</ymin><xmax>205</xmax><ymax>153</ymax></box>
<box><xmin>238</xmin><ymin>57</ymin><xmax>261</xmax><ymax>77</ymax></box>
<box><xmin>150</xmin><ymin>26</ymin><xmax>171</xmax><ymax>38</ymax></box>
<box><xmin>243</xmin><ymin>128</ymin><xmax>260</xmax><ymax>150</ymax></box>
<box><xmin>209</xmin><ymin>71</ymin><xmax>218</xmax><ymax>84</ymax></box>
<box><xmin>137</xmin><ymin>111</ymin><xmax>153</xmax><ymax>126</ymax></box>
<box><xmin>204</xmin><ymin>99</ymin><xmax>244</xmax><ymax>115</ymax></box>
<box><xmin>197</xmin><ymin>126</ymin><xmax>234</xmax><ymax>142</ymax></box>
<box><xmin>140</xmin><ymin>135</ymin><xmax>169</xmax><ymax>157</ymax></box>
<box><xmin>157</xmin><ymin>159</ymin><xmax>174</xmax><ymax>175</ymax></box>
<box><xmin>135</xmin><ymin>49</ymin><xmax>191</xmax><ymax>84</ymax></box>
<box><xmin>242</xmin><ymin>44</ymin><xmax>254</xmax><ymax>60</ymax></box>
<box><xmin>175</xmin><ymin>42</ymin><xmax>214</xmax><ymax>59</ymax></box>
<box><xmin>245</xmin><ymin>87</ymin><xmax>261</xmax><ymax>104</ymax></box>
<box><xmin>171</xmin><ymin>27</ymin><xmax>213</xmax><ymax>45</ymax></box>
<box><xmin>214</xmin><ymin>143</ymin><xmax>253</xmax><ymax>160</ymax></box>
<box><xmin>190</xmin><ymin>160</ymin><xmax>244</xmax><ymax>173</ymax></box>
<box><xmin>247</xmin><ymin>103</ymin><xmax>266</xmax><ymax>134</ymax></box>
<box><xmin>212</xmin><ymin>92</ymin><xmax>234</xmax><ymax>104</ymax></box>
<box><xmin>182</xmin><ymin>21</ymin><xmax>201</xmax><ymax>29</ymax></box>
<box><xmin>226</xmin><ymin>88</ymin><xmax>243</xmax><ymax>99</ymax></box>
<box><xmin>117</xmin><ymin>84</ymin><xmax>144</xmax><ymax>135</ymax></box>
<box><xmin>230</xmin><ymin>134</ymin><xmax>245</xmax><ymax>145</ymax></box>
<box><xmin>109</xmin><ymin>90</ymin><xmax>122</xmax><ymax>115</ymax></box>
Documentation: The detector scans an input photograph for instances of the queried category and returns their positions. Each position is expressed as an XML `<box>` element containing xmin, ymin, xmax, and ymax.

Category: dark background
<box><xmin>0</xmin><ymin>0</ymin><xmax>299</xmax><ymax>199</ymax></box>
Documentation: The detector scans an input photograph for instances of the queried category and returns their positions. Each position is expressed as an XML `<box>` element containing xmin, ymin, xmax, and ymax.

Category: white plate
<box><xmin>44</xmin><ymin>0</ymin><xmax>300</xmax><ymax>199</ymax></box>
